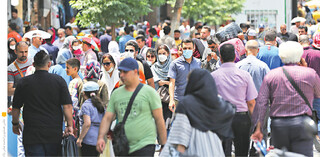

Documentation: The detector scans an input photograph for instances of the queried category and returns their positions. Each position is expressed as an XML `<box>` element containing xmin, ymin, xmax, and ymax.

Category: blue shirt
<box><xmin>80</xmin><ymin>99</ymin><xmax>105</xmax><ymax>146</ymax></box>
<box><xmin>119</xmin><ymin>35</ymin><xmax>135</xmax><ymax>53</ymax></box>
<box><xmin>28</xmin><ymin>44</ymin><xmax>49</xmax><ymax>59</ymax></box>
<box><xmin>41</xmin><ymin>43</ymin><xmax>59</xmax><ymax>65</ymax></box>
<box><xmin>256</xmin><ymin>45</ymin><xmax>283</xmax><ymax>70</ymax></box>
<box><xmin>236</xmin><ymin>55</ymin><xmax>270</xmax><ymax>92</ymax></box>
<box><xmin>168</xmin><ymin>56</ymin><xmax>201</xmax><ymax>101</ymax></box>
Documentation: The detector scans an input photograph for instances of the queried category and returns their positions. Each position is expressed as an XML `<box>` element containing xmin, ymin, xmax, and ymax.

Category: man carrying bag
<box><xmin>96</xmin><ymin>58</ymin><xmax>167</xmax><ymax>156</ymax></box>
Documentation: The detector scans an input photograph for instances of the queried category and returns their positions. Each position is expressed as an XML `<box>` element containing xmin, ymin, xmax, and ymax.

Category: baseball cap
<box><xmin>259</xmin><ymin>24</ymin><xmax>265</xmax><ymax>28</ymax></box>
<box><xmin>312</xmin><ymin>32</ymin><xmax>320</xmax><ymax>49</ymax></box>
<box><xmin>247</xmin><ymin>29</ymin><xmax>257</xmax><ymax>37</ymax></box>
<box><xmin>118</xmin><ymin>58</ymin><xmax>139</xmax><ymax>72</ymax></box>
<box><xmin>82</xmin><ymin>81</ymin><xmax>99</xmax><ymax>92</ymax></box>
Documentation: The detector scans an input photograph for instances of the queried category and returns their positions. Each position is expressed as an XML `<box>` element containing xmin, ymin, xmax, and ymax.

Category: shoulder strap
<box><xmin>282</xmin><ymin>67</ymin><xmax>312</xmax><ymax>110</ymax></box>
<box><xmin>13</xmin><ymin>61</ymin><xmax>24</xmax><ymax>78</ymax></box>
<box><xmin>122</xmin><ymin>83</ymin><xmax>144</xmax><ymax>124</ymax></box>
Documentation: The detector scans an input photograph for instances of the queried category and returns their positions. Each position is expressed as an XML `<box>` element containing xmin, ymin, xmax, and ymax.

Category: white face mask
<box><xmin>60</xmin><ymin>37</ymin><xmax>65</xmax><ymax>41</ymax></box>
<box><xmin>107</xmin><ymin>67</ymin><xmax>114</xmax><ymax>73</ymax></box>
<box><xmin>73</xmin><ymin>46</ymin><xmax>81</xmax><ymax>50</ymax></box>
<box><xmin>158</xmin><ymin>54</ymin><xmax>167</xmax><ymax>62</ymax></box>
<box><xmin>10</xmin><ymin>45</ymin><xmax>15</xmax><ymax>50</ymax></box>
<box><xmin>122</xmin><ymin>52</ymin><xmax>134</xmax><ymax>59</ymax></box>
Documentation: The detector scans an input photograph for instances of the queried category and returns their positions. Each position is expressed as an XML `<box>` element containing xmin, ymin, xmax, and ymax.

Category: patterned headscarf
<box><xmin>85</xmin><ymin>60</ymin><xmax>101</xmax><ymax>79</ymax></box>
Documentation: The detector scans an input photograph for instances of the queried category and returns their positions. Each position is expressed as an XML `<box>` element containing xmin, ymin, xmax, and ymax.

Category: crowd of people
<box><xmin>6</xmin><ymin>3</ymin><xmax>320</xmax><ymax>157</ymax></box>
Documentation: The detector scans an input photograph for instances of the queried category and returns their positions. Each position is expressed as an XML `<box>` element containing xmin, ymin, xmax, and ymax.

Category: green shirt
<box><xmin>107</xmin><ymin>85</ymin><xmax>162</xmax><ymax>153</ymax></box>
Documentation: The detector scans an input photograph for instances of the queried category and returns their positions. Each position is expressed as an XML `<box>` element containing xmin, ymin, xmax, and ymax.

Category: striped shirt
<box><xmin>252</xmin><ymin>65</ymin><xmax>320</xmax><ymax>127</ymax></box>
<box><xmin>160</xmin><ymin>113</ymin><xmax>224</xmax><ymax>157</ymax></box>
<box><xmin>8</xmin><ymin>58</ymin><xmax>33</xmax><ymax>87</ymax></box>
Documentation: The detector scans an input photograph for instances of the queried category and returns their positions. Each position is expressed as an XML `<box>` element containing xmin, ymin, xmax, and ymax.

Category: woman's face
<box><xmin>10</xmin><ymin>41</ymin><xmax>16</xmax><ymax>47</ymax></box>
<box><xmin>158</xmin><ymin>49</ymin><xmax>169</xmax><ymax>57</ymax></box>
<box><xmin>103</xmin><ymin>57</ymin><xmax>114</xmax><ymax>72</ymax></box>
<box><xmin>146</xmin><ymin>52</ymin><xmax>156</xmax><ymax>64</ymax></box>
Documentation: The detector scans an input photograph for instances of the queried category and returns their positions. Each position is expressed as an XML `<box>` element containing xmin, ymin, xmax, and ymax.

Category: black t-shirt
<box><xmin>136</xmin><ymin>56</ymin><xmax>153</xmax><ymax>80</ymax></box>
<box><xmin>277</xmin><ymin>32</ymin><xmax>292</xmax><ymax>42</ymax></box>
<box><xmin>13</xmin><ymin>70</ymin><xmax>72</xmax><ymax>145</ymax></box>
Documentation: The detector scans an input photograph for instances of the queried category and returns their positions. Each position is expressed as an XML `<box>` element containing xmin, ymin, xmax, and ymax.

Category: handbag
<box><xmin>112</xmin><ymin>83</ymin><xmax>144</xmax><ymax>156</ymax></box>
<box><xmin>61</xmin><ymin>135</ymin><xmax>78</xmax><ymax>157</ymax></box>
<box><xmin>282</xmin><ymin>67</ymin><xmax>319</xmax><ymax>128</ymax></box>
<box><xmin>157</xmin><ymin>85</ymin><xmax>170</xmax><ymax>103</ymax></box>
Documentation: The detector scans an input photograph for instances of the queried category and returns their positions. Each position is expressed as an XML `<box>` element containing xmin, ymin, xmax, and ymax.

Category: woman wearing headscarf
<box><xmin>78</xmin><ymin>60</ymin><xmax>109</xmax><ymax>108</ymax></box>
<box><xmin>8</xmin><ymin>37</ymin><xmax>17</xmax><ymax>65</ymax></box>
<box><xmin>160</xmin><ymin>69</ymin><xmax>236</xmax><ymax>157</ymax></box>
<box><xmin>151</xmin><ymin>44</ymin><xmax>172</xmax><ymax>122</ymax></box>
<box><xmin>100</xmin><ymin>53</ymin><xmax>120</xmax><ymax>98</ymax></box>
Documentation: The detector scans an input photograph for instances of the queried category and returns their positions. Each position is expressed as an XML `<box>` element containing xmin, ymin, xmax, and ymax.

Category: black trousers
<box><xmin>271</xmin><ymin>115</ymin><xmax>313</xmax><ymax>157</ymax></box>
<box><xmin>80</xmin><ymin>143</ymin><xmax>99</xmax><ymax>157</ymax></box>
<box><xmin>223</xmin><ymin>113</ymin><xmax>251</xmax><ymax>157</ymax></box>
<box><xmin>128</xmin><ymin>144</ymin><xmax>155</xmax><ymax>156</ymax></box>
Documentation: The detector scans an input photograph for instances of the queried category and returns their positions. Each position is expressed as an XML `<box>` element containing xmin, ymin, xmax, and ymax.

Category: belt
<box><xmin>270</xmin><ymin>114</ymin><xmax>306</xmax><ymax>120</ymax></box>
<box><xmin>235</xmin><ymin>111</ymin><xmax>249</xmax><ymax>115</ymax></box>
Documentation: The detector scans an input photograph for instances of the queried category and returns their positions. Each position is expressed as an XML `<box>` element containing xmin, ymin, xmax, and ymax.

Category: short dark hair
<box><xmin>66</xmin><ymin>58</ymin><xmax>80</xmax><ymax>72</ymax></box>
<box><xmin>9</xmin><ymin>23</ymin><xmax>17</xmax><ymax>31</ymax></box>
<box><xmin>195</xmin><ymin>32</ymin><xmax>200</xmax><ymax>36</ymax></box>
<box><xmin>264</xmin><ymin>29</ymin><xmax>277</xmax><ymax>41</ymax></box>
<box><xmin>83</xmin><ymin>41</ymin><xmax>91</xmax><ymax>47</ymax></box>
<box><xmin>106</xmin><ymin>27</ymin><xmax>112</xmax><ymax>34</ymax></box>
<box><xmin>33</xmin><ymin>50</ymin><xmax>50</xmax><ymax>68</ymax></box>
<box><xmin>45</xmin><ymin>35</ymin><xmax>53</xmax><ymax>43</ymax></box>
<box><xmin>72</xmin><ymin>39</ymin><xmax>80</xmax><ymax>46</ymax></box>
<box><xmin>202</xmin><ymin>26</ymin><xmax>211</xmax><ymax>33</ymax></box>
<box><xmin>65</xmin><ymin>26</ymin><xmax>72</xmax><ymax>31</ymax></box>
<box><xmin>137</xmin><ymin>29</ymin><xmax>145</xmax><ymax>37</ymax></box>
<box><xmin>220</xmin><ymin>44</ymin><xmax>235</xmax><ymax>62</ymax></box>
<box><xmin>91</xmin><ymin>29</ymin><xmax>98</xmax><ymax>35</ymax></box>
<box><xmin>298</xmin><ymin>25</ymin><xmax>308</xmax><ymax>32</ymax></box>
<box><xmin>125</xmin><ymin>40</ymin><xmax>139</xmax><ymax>52</ymax></box>
<box><xmin>163</xmin><ymin>26</ymin><xmax>171</xmax><ymax>35</ymax></box>
<box><xmin>240</xmin><ymin>23</ymin><xmax>249</xmax><ymax>29</ymax></box>
<box><xmin>12</xmin><ymin>8</ymin><xmax>17</xmax><ymax>13</ymax></box>
<box><xmin>174</xmin><ymin>30</ymin><xmax>180</xmax><ymax>34</ymax></box>
<box><xmin>136</xmin><ymin>35</ymin><xmax>145</xmax><ymax>42</ymax></box>
<box><xmin>197</xmin><ymin>25</ymin><xmax>203</xmax><ymax>30</ymax></box>
<box><xmin>124</xmin><ymin>26</ymin><xmax>131</xmax><ymax>34</ymax></box>
<box><xmin>148</xmin><ymin>28</ymin><xmax>157</xmax><ymax>36</ymax></box>
<box><xmin>181</xmin><ymin>38</ymin><xmax>194</xmax><ymax>48</ymax></box>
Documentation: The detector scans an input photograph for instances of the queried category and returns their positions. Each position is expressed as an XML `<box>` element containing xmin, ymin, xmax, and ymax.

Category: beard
<box><xmin>174</xmin><ymin>37</ymin><xmax>180</xmax><ymax>40</ymax></box>
<box><xmin>18</xmin><ymin>56</ymin><xmax>27</xmax><ymax>62</ymax></box>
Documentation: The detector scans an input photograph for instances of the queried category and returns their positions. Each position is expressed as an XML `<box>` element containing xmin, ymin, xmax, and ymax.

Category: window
<box><xmin>245</xmin><ymin>10</ymin><xmax>278</xmax><ymax>30</ymax></box>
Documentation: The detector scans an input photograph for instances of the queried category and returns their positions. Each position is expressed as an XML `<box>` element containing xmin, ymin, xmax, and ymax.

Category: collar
<box><xmin>31</xmin><ymin>44</ymin><xmax>40</xmax><ymax>50</ymax></box>
<box><xmin>181</xmin><ymin>56</ymin><xmax>194</xmax><ymax>63</ymax></box>
<box><xmin>303</xmin><ymin>46</ymin><xmax>312</xmax><ymax>50</ymax></box>
<box><xmin>35</xmin><ymin>70</ymin><xmax>48</xmax><ymax>74</ymax></box>
<box><xmin>284</xmin><ymin>63</ymin><xmax>299</xmax><ymax>66</ymax></box>
<box><xmin>246</xmin><ymin>55</ymin><xmax>257</xmax><ymax>59</ymax></box>
<box><xmin>220</xmin><ymin>62</ymin><xmax>236</xmax><ymax>68</ymax></box>
<box><xmin>15</xmin><ymin>58</ymin><xmax>28</xmax><ymax>64</ymax></box>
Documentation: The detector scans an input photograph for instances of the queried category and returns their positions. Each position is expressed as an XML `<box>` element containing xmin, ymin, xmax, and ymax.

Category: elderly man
<box><xmin>251</xmin><ymin>41</ymin><xmax>320</xmax><ymax>156</ymax></box>
<box><xmin>290</xmin><ymin>21</ymin><xmax>301</xmax><ymax>35</ymax></box>
<box><xmin>28</xmin><ymin>33</ymin><xmax>49</xmax><ymax>59</ymax></box>
<box><xmin>53</xmin><ymin>28</ymin><xmax>66</xmax><ymax>49</ymax></box>
<box><xmin>211</xmin><ymin>44</ymin><xmax>258</xmax><ymax>157</ymax></box>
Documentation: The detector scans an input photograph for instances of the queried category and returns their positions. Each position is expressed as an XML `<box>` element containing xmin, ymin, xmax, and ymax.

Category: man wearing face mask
<box><xmin>168</xmin><ymin>38</ymin><xmax>201</xmax><ymax>112</ymax></box>
<box><xmin>53</xmin><ymin>28</ymin><xmax>66</xmax><ymax>49</ymax></box>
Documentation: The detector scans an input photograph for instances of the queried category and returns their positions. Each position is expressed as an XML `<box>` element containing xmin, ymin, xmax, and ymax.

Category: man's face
<box><xmin>295</xmin><ymin>22</ymin><xmax>300</xmax><ymax>27</ymax></box>
<box><xmin>298</xmin><ymin>28</ymin><xmax>307</xmax><ymax>35</ymax></box>
<box><xmin>119</xmin><ymin>70</ymin><xmax>137</xmax><ymax>86</ymax></box>
<box><xmin>58</xmin><ymin>30</ymin><xmax>65</xmax><ymax>39</ymax></box>
<box><xmin>82</xmin><ymin>43</ymin><xmax>90</xmax><ymax>52</ymax></box>
<box><xmin>66</xmin><ymin>28</ymin><xmax>72</xmax><ymax>36</ymax></box>
<box><xmin>33</xmin><ymin>36</ymin><xmax>42</xmax><ymax>47</ymax></box>
<box><xmin>280</xmin><ymin>26</ymin><xmax>287</xmax><ymax>34</ymax></box>
<box><xmin>12</xmin><ymin>12</ymin><xmax>17</xmax><ymax>19</ymax></box>
<box><xmin>136</xmin><ymin>39</ymin><xmax>145</xmax><ymax>49</ymax></box>
<box><xmin>208</xmin><ymin>43</ymin><xmax>218</xmax><ymax>52</ymax></box>
<box><xmin>65</xmin><ymin>63</ymin><xmax>78</xmax><ymax>76</ymax></box>
<box><xmin>125</xmin><ymin>45</ymin><xmax>137</xmax><ymax>58</ymax></box>
<box><xmin>174</xmin><ymin>32</ymin><xmax>180</xmax><ymax>40</ymax></box>
<box><xmin>15</xmin><ymin>45</ymin><xmax>28</xmax><ymax>62</ymax></box>
<box><xmin>200</xmin><ymin>28</ymin><xmax>210</xmax><ymax>40</ymax></box>
<box><xmin>182</xmin><ymin>42</ymin><xmax>194</xmax><ymax>51</ymax></box>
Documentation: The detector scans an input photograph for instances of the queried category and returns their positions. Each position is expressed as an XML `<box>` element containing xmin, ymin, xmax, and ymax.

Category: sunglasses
<box><xmin>103</xmin><ymin>62</ymin><xmax>112</xmax><ymax>66</ymax></box>
<box><xmin>147</xmin><ymin>55</ymin><xmax>155</xmax><ymax>58</ymax></box>
<box><xmin>125</xmin><ymin>49</ymin><xmax>135</xmax><ymax>52</ymax></box>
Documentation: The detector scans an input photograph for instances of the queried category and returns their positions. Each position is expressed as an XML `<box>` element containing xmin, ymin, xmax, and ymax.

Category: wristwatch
<box><xmin>12</xmin><ymin>121</ymin><xmax>19</xmax><ymax>126</ymax></box>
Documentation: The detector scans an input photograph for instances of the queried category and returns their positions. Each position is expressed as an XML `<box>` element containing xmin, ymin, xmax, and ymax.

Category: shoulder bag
<box><xmin>282</xmin><ymin>67</ymin><xmax>319</xmax><ymax>130</ymax></box>
<box><xmin>112</xmin><ymin>83</ymin><xmax>144</xmax><ymax>156</ymax></box>
<box><xmin>157</xmin><ymin>85</ymin><xmax>170</xmax><ymax>103</ymax></box>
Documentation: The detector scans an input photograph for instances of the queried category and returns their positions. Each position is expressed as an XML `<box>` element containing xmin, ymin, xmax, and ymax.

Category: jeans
<box><xmin>223</xmin><ymin>113</ymin><xmax>251</xmax><ymax>157</ymax></box>
<box><xmin>24</xmin><ymin>143</ymin><xmax>61</xmax><ymax>156</ymax></box>
<box><xmin>271</xmin><ymin>115</ymin><xmax>313</xmax><ymax>157</ymax></box>
<box><xmin>128</xmin><ymin>144</ymin><xmax>155</xmax><ymax>156</ymax></box>
<box><xmin>313</xmin><ymin>98</ymin><xmax>320</xmax><ymax>135</ymax></box>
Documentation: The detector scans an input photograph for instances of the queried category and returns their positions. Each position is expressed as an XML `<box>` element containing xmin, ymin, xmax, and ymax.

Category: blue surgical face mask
<box><xmin>183</xmin><ymin>50</ymin><xmax>193</xmax><ymax>59</ymax></box>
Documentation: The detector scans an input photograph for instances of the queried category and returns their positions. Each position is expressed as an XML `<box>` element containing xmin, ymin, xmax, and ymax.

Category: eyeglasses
<box><xmin>147</xmin><ymin>55</ymin><xmax>155</xmax><ymax>58</ymax></box>
<box><xmin>103</xmin><ymin>62</ymin><xmax>112</xmax><ymax>66</ymax></box>
<box><xmin>125</xmin><ymin>49</ymin><xmax>135</xmax><ymax>52</ymax></box>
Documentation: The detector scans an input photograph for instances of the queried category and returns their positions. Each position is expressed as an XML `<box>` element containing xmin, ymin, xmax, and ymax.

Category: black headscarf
<box><xmin>8</xmin><ymin>37</ymin><xmax>17</xmax><ymax>65</ymax></box>
<box><xmin>175</xmin><ymin>69</ymin><xmax>236</xmax><ymax>139</ymax></box>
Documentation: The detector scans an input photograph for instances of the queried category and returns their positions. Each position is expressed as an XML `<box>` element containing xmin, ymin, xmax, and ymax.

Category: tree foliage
<box><xmin>70</xmin><ymin>0</ymin><xmax>166</xmax><ymax>28</ymax></box>
<box><xmin>178</xmin><ymin>0</ymin><xmax>245</xmax><ymax>25</ymax></box>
